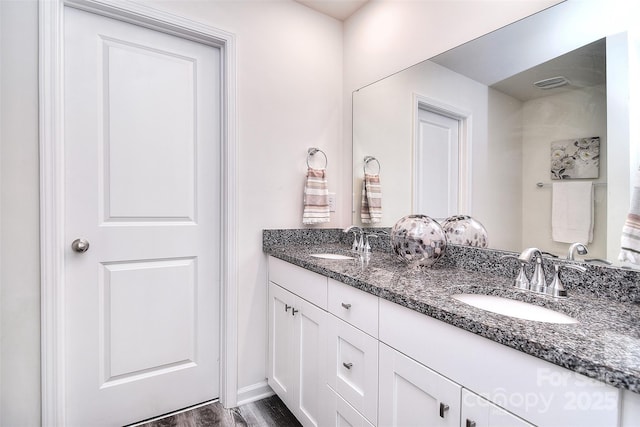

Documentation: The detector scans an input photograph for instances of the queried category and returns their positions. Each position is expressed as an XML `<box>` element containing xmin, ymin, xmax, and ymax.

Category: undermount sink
<box><xmin>310</xmin><ymin>253</ymin><xmax>355</xmax><ymax>260</ymax></box>
<box><xmin>452</xmin><ymin>293</ymin><xmax>578</xmax><ymax>324</ymax></box>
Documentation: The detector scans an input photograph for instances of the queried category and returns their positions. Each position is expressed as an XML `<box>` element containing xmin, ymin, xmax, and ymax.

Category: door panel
<box><xmin>102</xmin><ymin>37</ymin><xmax>196</xmax><ymax>221</ymax></box>
<box><xmin>296</xmin><ymin>297</ymin><xmax>327</xmax><ymax>426</ymax></box>
<box><xmin>268</xmin><ymin>282</ymin><xmax>296</xmax><ymax>407</ymax></box>
<box><xmin>101</xmin><ymin>258</ymin><xmax>196</xmax><ymax>382</ymax></box>
<box><xmin>379</xmin><ymin>343</ymin><xmax>461</xmax><ymax>427</ymax></box>
<box><xmin>64</xmin><ymin>7</ymin><xmax>220</xmax><ymax>426</ymax></box>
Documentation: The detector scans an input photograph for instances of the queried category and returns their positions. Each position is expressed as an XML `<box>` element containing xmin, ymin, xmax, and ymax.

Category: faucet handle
<box><xmin>567</xmin><ymin>242</ymin><xmax>589</xmax><ymax>260</ymax></box>
<box><xmin>364</xmin><ymin>233</ymin><xmax>379</xmax><ymax>253</ymax></box>
<box><xmin>344</xmin><ymin>225</ymin><xmax>362</xmax><ymax>252</ymax></box>
<box><xmin>500</xmin><ymin>255</ymin><xmax>530</xmax><ymax>290</ymax></box>
<box><xmin>547</xmin><ymin>264</ymin><xmax>587</xmax><ymax>298</ymax></box>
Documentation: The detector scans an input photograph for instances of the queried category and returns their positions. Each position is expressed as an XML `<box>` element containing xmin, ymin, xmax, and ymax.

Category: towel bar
<box><xmin>307</xmin><ymin>147</ymin><xmax>328</xmax><ymax>169</ymax></box>
<box><xmin>536</xmin><ymin>181</ymin><xmax>606</xmax><ymax>188</ymax></box>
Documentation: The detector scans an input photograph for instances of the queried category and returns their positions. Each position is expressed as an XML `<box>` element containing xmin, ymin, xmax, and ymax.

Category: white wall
<box><xmin>521</xmin><ymin>86</ymin><xmax>607</xmax><ymax>258</ymax></box>
<box><xmin>0</xmin><ymin>1</ymin><xmax>41</xmax><ymax>426</ymax></box>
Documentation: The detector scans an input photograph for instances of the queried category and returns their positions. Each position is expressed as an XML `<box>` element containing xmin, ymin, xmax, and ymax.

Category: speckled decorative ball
<box><xmin>441</xmin><ymin>215</ymin><xmax>488</xmax><ymax>248</ymax></box>
<box><xmin>390</xmin><ymin>214</ymin><xmax>447</xmax><ymax>268</ymax></box>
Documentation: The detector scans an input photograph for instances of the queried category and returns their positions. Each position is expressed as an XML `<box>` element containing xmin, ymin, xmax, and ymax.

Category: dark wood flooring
<box><xmin>134</xmin><ymin>395</ymin><xmax>302</xmax><ymax>427</ymax></box>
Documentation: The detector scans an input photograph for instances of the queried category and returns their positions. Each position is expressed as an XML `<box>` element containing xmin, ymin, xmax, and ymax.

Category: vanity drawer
<box><xmin>268</xmin><ymin>256</ymin><xmax>327</xmax><ymax>309</ymax></box>
<box><xmin>327</xmin><ymin>314</ymin><xmax>378</xmax><ymax>425</ymax></box>
<box><xmin>328</xmin><ymin>278</ymin><xmax>378</xmax><ymax>337</ymax></box>
<box><xmin>325</xmin><ymin>385</ymin><xmax>375</xmax><ymax>427</ymax></box>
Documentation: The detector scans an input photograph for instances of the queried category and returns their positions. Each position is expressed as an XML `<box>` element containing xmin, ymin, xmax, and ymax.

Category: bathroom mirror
<box><xmin>352</xmin><ymin>1</ymin><xmax>638</xmax><ymax>264</ymax></box>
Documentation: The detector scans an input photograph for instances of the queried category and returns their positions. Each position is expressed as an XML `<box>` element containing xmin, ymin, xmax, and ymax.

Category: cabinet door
<box><xmin>461</xmin><ymin>389</ymin><xmax>533</xmax><ymax>427</ymax></box>
<box><xmin>295</xmin><ymin>296</ymin><xmax>328</xmax><ymax>427</ymax></box>
<box><xmin>268</xmin><ymin>282</ymin><xmax>296</xmax><ymax>408</ymax></box>
<box><xmin>328</xmin><ymin>315</ymin><xmax>378</xmax><ymax>424</ymax></box>
<box><xmin>379</xmin><ymin>343</ymin><xmax>461</xmax><ymax>427</ymax></box>
<box><xmin>326</xmin><ymin>386</ymin><xmax>375</xmax><ymax>427</ymax></box>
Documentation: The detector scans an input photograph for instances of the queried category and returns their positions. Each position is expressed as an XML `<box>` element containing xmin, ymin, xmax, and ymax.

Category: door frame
<box><xmin>412</xmin><ymin>94</ymin><xmax>472</xmax><ymax>216</ymax></box>
<box><xmin>38</xmin><ymin>0</ymin><xmax>238</xmax><ymax>424</ymax></box>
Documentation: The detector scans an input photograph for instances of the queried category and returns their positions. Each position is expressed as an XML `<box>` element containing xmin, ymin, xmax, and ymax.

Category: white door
<box><xmin>64</xmin><ymin>7</ymin><xmax>220</xmax><ymax>426</ymax></box>
<box><xmin>379</xmin><ymin>343</ymin><xmax>460</xmax><ymax>427</ymax></box>
<box><xmin>415</xmin><ymin>107</ymin><xmax>460</xmax><ymax>219</ymax></box>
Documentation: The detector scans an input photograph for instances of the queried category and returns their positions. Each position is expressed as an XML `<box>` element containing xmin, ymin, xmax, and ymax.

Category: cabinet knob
<box><xmin>284</xmin><ymin>304</ymin><xmax>291</xmax><ymax>312</ymax></box>
<box><xmin>439</xmin><ymin>402</ymin><xmax>449</xmax><ymax>418</ymax></box>
<box><xmin>342</xmin><ymin>362</ymin><xmax>353</xmax><ymax>370</ymax></box>
<box><xmin>466</xmin><ymin>420</ymin><xmax>476</xmax><ymax>427</ymax></box>
<box><xmin>291</xmin><ymin>308</ymin><xmax>299</xmax><ymax>316</ymax></box>
<box><xmin>341</xmin><ymin>303</ymin><xmax>352</xmax><ymax>309</ymax></box>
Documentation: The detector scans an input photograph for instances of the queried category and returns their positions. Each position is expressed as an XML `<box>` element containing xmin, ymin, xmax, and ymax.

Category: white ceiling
<box><xmin>491</xmin><ymin>38</ymin><xmax>606</xmax><ymax>101</ymax></box>
<box><xmin>294</xmin><ymin>0</ymin><xmax>369</xmax><ymax>21</ymax></box>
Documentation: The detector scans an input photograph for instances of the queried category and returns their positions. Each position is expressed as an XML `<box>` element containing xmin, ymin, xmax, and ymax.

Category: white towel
<box><xmin>552</xmin><ymin>181</ymin><xmax>594</xmax><ymax>244</ymax></box>
<box><xmin>619</xmin><ymin>166</ymin><xmax>640</xmax><ymax>264</ymax></box>
<box><xmin>302</xmin><ymin>167</ymin><xmax>330</xmax><ymax>224</ymax></box>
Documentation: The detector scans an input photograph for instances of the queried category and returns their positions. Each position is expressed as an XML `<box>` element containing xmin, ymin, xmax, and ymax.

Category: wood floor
<box><xmin>134</xmin><ymin>395</ymin><xmax>302</xmax><ymax>427</ymax></box>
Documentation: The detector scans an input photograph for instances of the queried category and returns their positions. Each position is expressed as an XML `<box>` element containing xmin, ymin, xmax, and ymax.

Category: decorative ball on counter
<box><xmin>390</xmin><ymin>214</ymin><xmax>447</xmax><ymax>268</ymax></box>
<box><xmin>440</xmin><ymin>215</ymin><xmax>488</xmax><ymax>248</ymax></box>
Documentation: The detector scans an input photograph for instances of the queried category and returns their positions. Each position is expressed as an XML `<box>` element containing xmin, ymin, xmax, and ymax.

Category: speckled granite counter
<box><xmin>263</xmin><ymin>229</ymin><xmax>640</xmax><ymax>394</ymax></box>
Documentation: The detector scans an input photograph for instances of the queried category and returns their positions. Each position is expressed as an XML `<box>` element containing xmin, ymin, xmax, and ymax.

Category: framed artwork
<box><xmin>550</xmin><ymin>137</ymin><xmax>600</xmax><ymax>180</ymax></box>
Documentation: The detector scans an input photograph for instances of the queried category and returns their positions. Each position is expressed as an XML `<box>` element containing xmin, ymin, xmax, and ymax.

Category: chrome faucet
<box><xmin>567</xmin><ymin>242</ymin><xmax>588</xmax><ymax>260</ymax></box>
<box><xmin>518</xmin><ymin>248</ymin><xmax>546</xmax><ymax>293</ymax></box>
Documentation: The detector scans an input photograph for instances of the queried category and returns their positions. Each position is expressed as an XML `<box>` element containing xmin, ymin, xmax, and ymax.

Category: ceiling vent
<box><xmin>533</xmin><ymin>76</ymin><xmax>570</xmax><ymax>89</ymax></box>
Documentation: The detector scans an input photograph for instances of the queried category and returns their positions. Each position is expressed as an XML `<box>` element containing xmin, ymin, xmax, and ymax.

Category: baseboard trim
<box><xmin>236</xmin><ymin>381</ymin><xmax>274</xmax><ymax>407</ymax></box>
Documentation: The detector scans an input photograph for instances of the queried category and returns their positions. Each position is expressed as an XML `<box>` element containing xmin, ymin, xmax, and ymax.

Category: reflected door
<box><xmin>64</xmin><ymin>7</ymin><xmax>221</xmax><ymax>426</ymax></box>
<box><xmin>415</xmin><ymin>107</ymin><xmax>460</xmax><ymax>219</ymax></box>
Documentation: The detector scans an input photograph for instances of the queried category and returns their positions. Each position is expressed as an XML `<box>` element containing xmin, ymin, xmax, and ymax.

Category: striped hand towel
<box><xmin>619</xmin><ymin>166</ymin><xmax>640</xmax><ymax>264</ymax></box>
<box><xmin>361</xmin><ymin>173</ymin><xmax>382</xmax><ymax>224</ymax></box>
<box><xmin>303</xmin><ymin>167</ymin><xmax>330</xmax><ymax>224</ymax></box>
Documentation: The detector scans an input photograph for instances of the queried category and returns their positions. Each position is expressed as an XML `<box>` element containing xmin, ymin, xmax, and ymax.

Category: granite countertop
<box><xmin>264</xmin><ymin>242</ymin><xmax>640</xmax><ymax>394</ymax></box>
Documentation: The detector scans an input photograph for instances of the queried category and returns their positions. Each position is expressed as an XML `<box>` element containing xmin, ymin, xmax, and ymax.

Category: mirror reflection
<box><xmin>352</xmin><ymin>4</ymin><xmax>635</xmax><ymax>264</ymax></box>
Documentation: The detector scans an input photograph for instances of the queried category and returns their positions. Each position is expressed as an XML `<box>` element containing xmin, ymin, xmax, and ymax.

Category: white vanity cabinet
<box><xmin>267</xmin><ymin>256</ymin><xmax>640</xmax><ymax>427</ymax></box>
<box><xmin>379</xmin><ymin>343</ymin><xmax>460</xmax><ymax>427</ymax></box>
<box><xmin>268</xmin><ymin>258</ymin><xmax>328</xmax><ymax>427</ymax></box>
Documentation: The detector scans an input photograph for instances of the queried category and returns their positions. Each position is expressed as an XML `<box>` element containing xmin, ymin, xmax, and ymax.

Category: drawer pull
<box><xmin>466</xmin><ymin>420</ymin><xmax>476</xmax><ymax>427</ymax></box>
<box><xmin>291</xmin><ymin>308</ymin><xmax>299</xmax><ymax>316</ymax></box>
<box><xmin>439</xmin><ymin>402</ymin><xmax>449</xmax><ymax>418</ymax></box>
<box><xmin>284</xmin><ymin>304</ymin><xmax>291</xmax><ymax>312</ymax></box>
<box><xmin>342</xmin><ymin>362</ymin><xmax>353</xmax><ymax>370</ymax></box>
<box><xmin>341</xmin><ymin>303</ymin><xmax>352</xmax><ymax>309</ymax></box>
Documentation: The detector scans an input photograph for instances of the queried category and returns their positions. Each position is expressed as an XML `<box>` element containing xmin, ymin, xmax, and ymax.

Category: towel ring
<box><xmin>364</xmin><ymin>156</ymin><xmax>381</xmax><ymax>175</ymax></box>
<box><xmin>307</xmin><ymin>147</ymin><xmax>328</xmax><ymax>169</ymax></box>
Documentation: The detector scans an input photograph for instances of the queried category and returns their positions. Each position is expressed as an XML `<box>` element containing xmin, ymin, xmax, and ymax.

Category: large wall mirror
<box><xmin>352</xmin><ymin>1</ymin><xmax>639</xmax><ymax>264</ymax></box>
